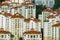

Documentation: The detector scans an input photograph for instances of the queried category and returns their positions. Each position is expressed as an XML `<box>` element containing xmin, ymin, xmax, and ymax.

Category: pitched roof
<box><xmin>33</xmin><ymin>18</ymin><xmax>41</xmax><ymax>22</ymax></box>
<box><xmin>3</xmin><ymin>12</ymin><xmax>12</xmax><ymax>17</ymax></box>
<box><xmin>24</xmin><ymin>18</ymin><xmax>30</xmax><ymax>22</ymax></box>
<box><xmin>42</xmin><ymin>7</ymin><xmax>53</xmax><ymax>12</ymax></box>
<box><xmin>0</xmin><ymin>28</ymin><xmax>10</xmax><ymax>34</ymax></box>
<box><xmin>1</xmin><ymin>1</ymin><xmax>9</xmax><ymax>6</ymax></box>
<box><xmin>17</xmin><ymin>5</ymin><xmax>23</xmax><ymax>8</ymax></box>
<box><xmin>0</xmin><ymin>11</ymin><xmax>12</xmax><ymax>17</ymax></box>
<box><xmin>23</xmin><ymin>28</ymin><xmax>41</xmax><ymax>34</ymax></box>
<box><xmin>52</xmin><ymin>23</ymin><xmax>60</xmax><ymax>27</ymax></box>
<box><xmin>22</xmin><ymin>0</ymin><xmax>35</xmax><ymax>6</ymax></box>
<box><xmin>11</xmin><ymin>12</ymin><xmax>24</xmax><ymax>18</ymax></box>
<box><xmin>24</xmin><ymin>16</ymin><xmax>41</xmax><ymax>22</ymax></box>
<box><xmin>47</xmin><ymin>15</ymin><xmax>55</xmax><ymax>19</ymax></box>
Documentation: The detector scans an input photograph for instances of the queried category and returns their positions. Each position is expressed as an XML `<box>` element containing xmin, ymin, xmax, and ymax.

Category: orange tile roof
<box><xmin>22</xmin><ymin>1</ymin><xmax>35</xmax><ymax>6</ymax></box>
<box><xmin>16</xmin><ymin>5</ymin><xmax>23</xmax><ymax>8</ymax></box>
<box><xmin>47</xmin><ymin>15</ymin><xmax>55</xmax><ymax>19</ymax></box>
<box><xmin>42</xmin><ymin>7</ymin><xmax>53</xmax><ymax>12</ymax></box>
<box><xmin>11</xmin><ymin>12</ymin><xmax>24</xmax><ymax>18</ymax></box>
<box><xmin>24</xmin><ymin>16</ymin><xmax>41</xmax><ymax>22</ymax></box>
<box><xmin>3</xmin><ymin>12</ymin><xmax>12</xmax><ymax>17</ymax></box>
<box><xmin>52</xmin><ymin>23</ymin><xmax>60</xmax><ymax>27</ymax></box>
<box><xmin>26</xmin><ymin>3</ymin><xmax>35</xmax><ymax>6</ymax></box>
<box><xmin>33</xmin><ymin>18</ymin><xmax>41</xmax><ymax>22</ymax></box>
<box><xmin>0</xmin><ymin>28</ymin><xmax>10</xmax><ymax>34</ymax></box>
<box><xmin>1</xmin><ymin>2</ymin><xmax>9</xmax><ymax>6</ymax></box>
<box><xmin>30</xmin><ymin>15</ymin><xmax>34</xmax><ymax>18</ymax></box>
<box><xmin>23</xmin><ymin>28</ymin><xmax>42</xmax><ymax>34</ymax></box>
<box><xmin>24</xmin><ymin>18</ymin><xmax>30</xmax><ymax>22</ymax></box>
<box><xmin>0</xmin><ymin>11</ymin><xmax>12</xmax><ymax>17</ymax></box>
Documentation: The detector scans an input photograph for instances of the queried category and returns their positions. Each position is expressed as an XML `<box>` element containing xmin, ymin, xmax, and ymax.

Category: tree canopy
<box><xmin>36</xmin><ymin>5</ymin><xmax>46</xmax><ymax>18</ymax></box>
<box><xmin>53</xmin><ymin>0</ymin><xmax>60</xmax><ymax>9</ymax></box>
<box><xmin>0</xmin><ymin>0</ymin><xmax>5</xmax><ymax>2</ymax></box>
<box><xmin>19</xmin><ymin>37</ymin><xmax>23</xmax><ymax>40</ymax></box>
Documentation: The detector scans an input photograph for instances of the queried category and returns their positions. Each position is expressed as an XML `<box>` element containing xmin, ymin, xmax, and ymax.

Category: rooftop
<box><xmin>23</xmin><ymin>28</ymin><xmax>42</xmax><ymax>34</ymax></box>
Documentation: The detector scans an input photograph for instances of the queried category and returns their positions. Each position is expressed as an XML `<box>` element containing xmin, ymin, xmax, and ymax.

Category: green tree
<box><xmin>53</xmin><ymin>0</ymin><xmax>60</xmax><ymax>10</ymax></box>
<box><xmin>19</xmin><ymin>37</ymin><xmax>23</xmax><ymax>40</ymax></box>
<box><xmin>10</xmin><ymin>34</ymin><xmax>14</xmax><ymax>38</ymax></box>
<box><xmin>10</xmin><ymin>34</ymin><xmax>14</xmax><ymax>40</ymax></box>
<box><xmin>0</xmin><ymin>0</ymin><xmax>5</xmax><ymax>2</ymax></box>
<box><xmin>36</xmin><ymin>5</ymin><xmax>46</xmax><ymax>18</ymax></box>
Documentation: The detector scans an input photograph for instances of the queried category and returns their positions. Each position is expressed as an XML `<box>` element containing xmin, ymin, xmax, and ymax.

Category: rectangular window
<box><xmin>5</xmin><ymin>35</ymin><xmax>6</xmax><ymax>38</ymax></box>
<box><xmin>40</xmin><ymin>35</ymin><xmax>42</xmax><ymax>38</ymax></box>
<box><xmin>49</xmin><ymin>1</ymin><xmax>54</xmax><ymax>7</ymax></box>
<box><xmin>1</xmin><ymin>35</ymin><xmax>4</xmax><ymax>38</ymax></box>
<box><xmin>28</xmin><ymin>35</ymin><xmax>29</xmax><ymax>38</ymax></box>
<box><xmin>36</xmin><ymin>35</ymin><xmax>38</xmax><ymax>38</ymax></box>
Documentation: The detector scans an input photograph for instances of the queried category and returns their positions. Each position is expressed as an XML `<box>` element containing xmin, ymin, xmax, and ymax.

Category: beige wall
<box><xmin>44</xmin><ymin>37</ymin><xmax>53</xmax><ymax>40</ymax></box>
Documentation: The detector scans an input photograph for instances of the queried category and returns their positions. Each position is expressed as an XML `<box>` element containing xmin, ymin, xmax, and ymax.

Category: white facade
<box><xmin>23</xmin><ymin>28</ymin><xmax>42</xmax><ymax>40</ymax></box>
<box><xmin>43</xmin><ymin>8</ymin><xmax>60</xmax><ymax>40</ymax></box>
<box><xmin>35</xmin><ymin>0</ymin><xmax>55</xmax><ymax>8</ymax></box>
<box><xmin>0</xmin><ymin>28</ymin><xmax>11</xmax><ymax>40</ymax></box>
<box><xmin>10</xmin><ymin>0</ymin><xmax>24</xmax><ymax>3</ymax></box>
<box><xmin>0</xmin><ymin>0</ymin><xmax>60</xmax><ymax>40</ymax></box>
<box><xmin>52</xmin><ymin>23</ymin><xmax>60</xmax><ymax>40</ymax></box>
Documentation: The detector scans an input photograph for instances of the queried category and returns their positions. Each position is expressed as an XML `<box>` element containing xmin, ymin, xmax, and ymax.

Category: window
<box><xmin>30</xmin><ymin>35</ymin><xmax>32</xmax><ymax>38</ymax></box>
<box><xmin>5</xmin><ymin>35</ymin><xmax>6</xmax><ymax>38</ymax></box>
<box><xmin>20</xmin><ymin>9</ymin><xmax>22</xmax><ymax>13</ymax></box>
<box><xmin>38</xmin><ymin>1</ymin><xmax>42</xmax><ymax>5</ymax></box>
<box><xmin>33</xmin><ymin>35</ymin><xmax>35</xmax><ymax>38</ymax></box>
<box><xmin>40</xmin><ymin>35</ymin><xmax>42</xmax><ymax>38</ymax></box>
<box><xmin>8</xmin><ymin>35</ymin><xmax>10</xmax><ymax>36</ymax></box>
<box><xmin>49</xmin><ymin>1</ymin><xmax>54</xmax><ymax>7</ymax></box>
<box><xmin>59</xmin><ymin>16</ymin><xmax>60</xmax><ymax>18</ymax></box>
<box><xmin>36</xmin><ymin>35</ymin><xmax>38</xmax><ymax>38</ymax></box>
<box><xmin>1</xmin><ymin>35</ymin><xmax>4</xmax><ymax>38</ymax></box>
<box><xmin>25</xmin><ymin>6</ymin><xmax>29</xmax><ymax>9</ymax></box>
<box><xmin>28</xmin><ymin>35</ymin><xmax>29</xmax><ymax>38</ymax></box>
<box><xmin>46</xmin><ymin>0</ymin><xmax>48</xmax><ymax>4</ymax></box>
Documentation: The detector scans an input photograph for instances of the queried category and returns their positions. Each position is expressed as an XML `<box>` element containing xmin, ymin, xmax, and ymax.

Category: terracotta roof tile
<box><xmin>3</xmin><ymin>12</ymin><xmax>12</xmax><ymax>17</ymax></box>
<box><xmin>23</xmin><ymin>28</ymin><xmax>41</xmax><ymax>34</ymax></box>
<box><xmin>43</xmin><ymin>7</ymin><xmax>53</xmax><ymax>12</ymax></box>
<box><xmin>1</xmin><ymin>2</ymin><xmax>9</xmax><ymax>6</ymax></box>
<box><xmin>47</xmin><ymin>15</ymin><xmax>55</xmax><ymax>19</ymax></box>
<box><xmin>11</xmin><ymin>12</ymin><xmax>24</xmax><ymax>18</ymax></box>
<box><xmin>0</xmin><ymin>28</ymin><xmax>10</xmax><ymax>34</ymax></box>
<box><xmin>52</xmin><ymin>23</ymin><xmax>60</xmax><ymax>27</ymax></box>
<box><xmin>0</xmin><ymin>11</ymin><xmax>12</xmax><ymax>17</ymax></box>
<box><xmin>26</xmin><ymin>3</ymin><xmax>35</xmax><ymax>6</ymax></box>
<box><xmin>33</xmin><ymin>18</ymin><xmax>41</xmax><ymax>22</ymax></box>
<box><xmin>16</xmin><ymin>5</ymin><xmax>23</xmax><ymax>8</ymax></box>
<box><xmin>24</xmin><ymin>16</ymin><xmax>41</xmax><ymax>22</ymax></box>
<box><xmin>24</xmin><ymin>18</ymin><xmax>30</xmax><ymax>22</ymax></box>
<box><xmin>22</xmin><ymin>1</ymin><xmax>35</xmax><ymax>6</ymax></box>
